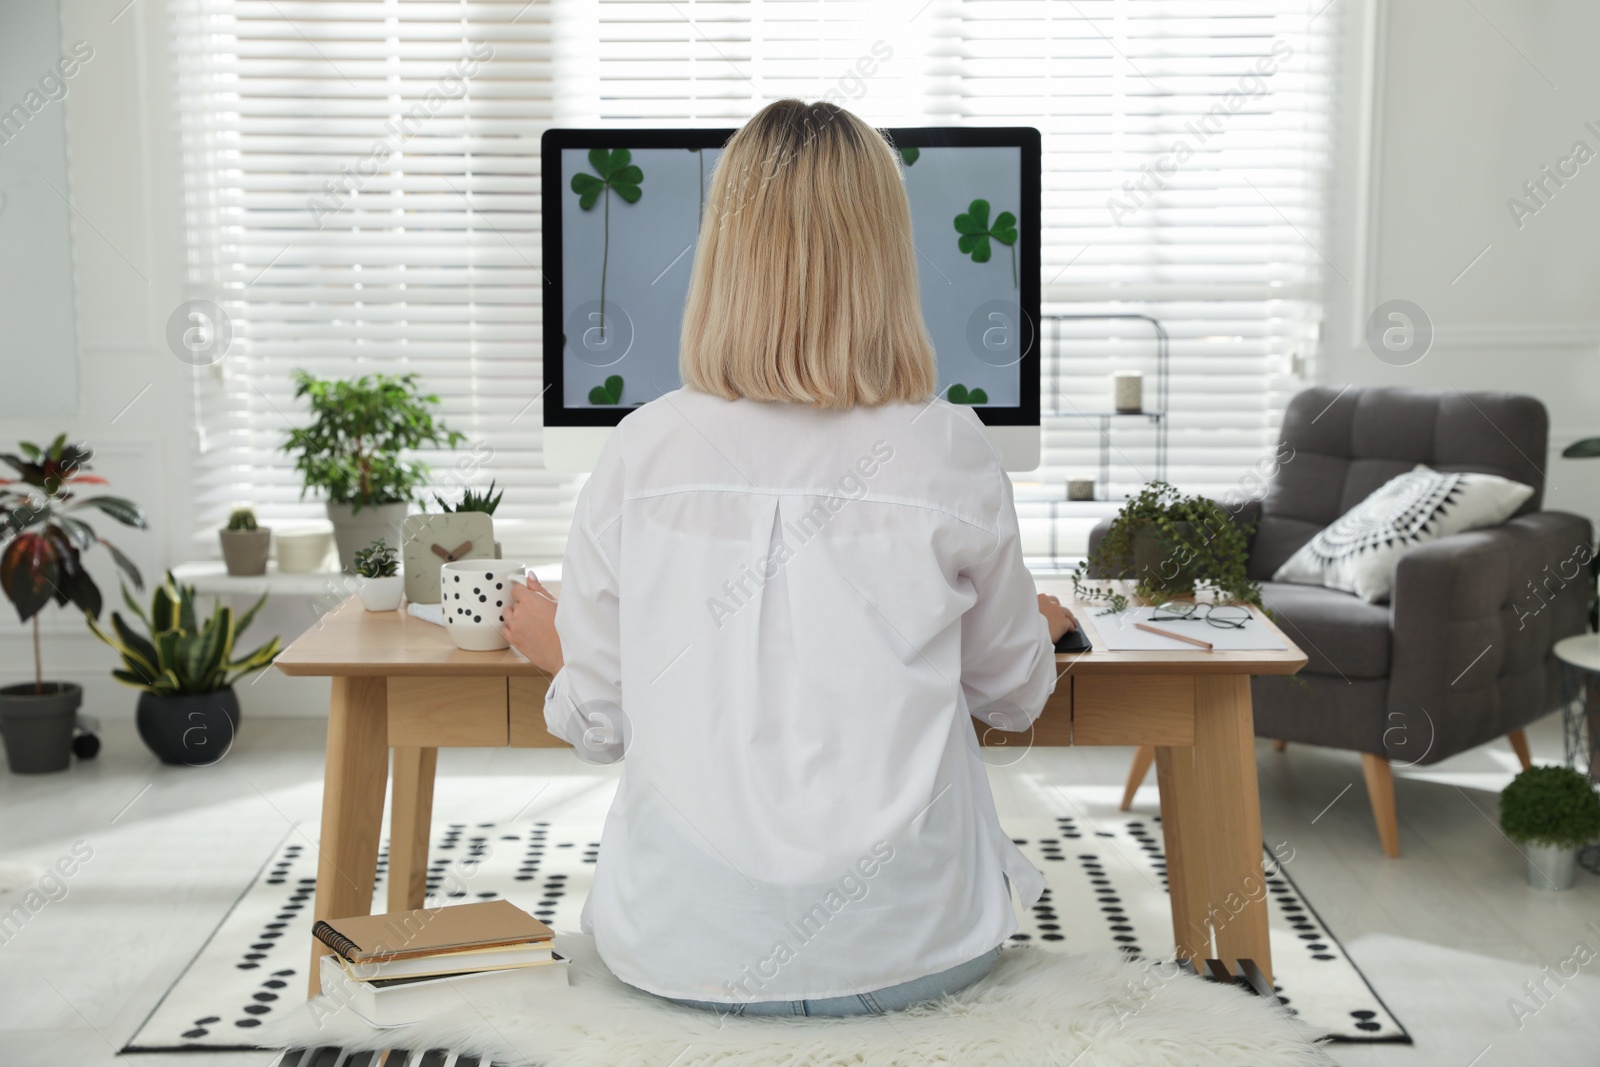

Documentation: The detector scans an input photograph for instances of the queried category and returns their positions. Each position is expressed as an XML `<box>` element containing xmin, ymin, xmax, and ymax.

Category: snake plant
<box><xmin>87</xmin><ymin>573</ymin><xmax>280</xmax><ymax>696</ymax></box>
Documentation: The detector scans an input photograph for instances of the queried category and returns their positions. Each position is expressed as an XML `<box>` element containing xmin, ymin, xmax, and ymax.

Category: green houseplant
<box><xmin>0</xmin><ymin>435</ymin><xmax>146</xmax><ymax>774</ymax></box>
<box><xmin>281</xmin><ymin>372</ymin><xmax>463</xmax><ymax>573</ymax></box>
<box><xmin>433</xmin><ymin>480</ymin><xmax>503</xmax><ymax>516</ymax></box>
<box><xmin>1073</xmin><ymin>482</ymin><xmax>1261</xmax><ymax>611</ymax></box>
<box><xmin>1499</xmin><ymin>764</ymin><xmax>1600</xmax><ymax>890</ymax></box>
<box><xmin>87</xmin><ymin>573</ymin><xmax>279</xmax><ymax>765</ymax></box>
<box><xmin>353</xmin><ymin>539</ymin><xmax>402</xmax><ymax>612</ymax></box>
<box><xmin>218</xmin><ymin>506</ymin><xmax>271</xmax><ymax>577</ymax></box>
<box><xmin>433</xmin><ymin>480</ymin><xmax>506</xmax><ymax>559</ymax></box>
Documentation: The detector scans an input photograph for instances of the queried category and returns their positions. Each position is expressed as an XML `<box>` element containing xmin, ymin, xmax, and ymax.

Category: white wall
<box><xmin>0</xmin><ymin>0</ymin><xmax>329</xmax><ymax>721</ymax></box>
<box><xmin>1322</xmin><ymin>0</ymin><xmax>1600</xmax><ymax>525</ymax></box>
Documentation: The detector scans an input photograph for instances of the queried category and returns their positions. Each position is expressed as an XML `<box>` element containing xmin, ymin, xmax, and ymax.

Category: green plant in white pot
<box><xmin>0</xmin><ymin>435</ymin><xmax>146</xmax><ymax>774</ymax></box>
<box><xmin>282</xmin><ymin>371</ymin><xmax>463</xmax><ymax>572</ymax></box>
<box><xmin>87</xmin><ymin>573</ymin><xmax>280</xmax><ymax>766</ymax></box>
<box><xmin>1499</xmin><ymin>764</ymin><xmax>1600</xmax><ymax>890</ymax></box>
<box><xmin>218</xmin><ymin>507</ymin><xmax>271</xmax><ymax>576</ymax></box>
<box><xmin>353</xmin><ymin>539</ymin><xmax>403</xmax><ymax>612</ymax></box>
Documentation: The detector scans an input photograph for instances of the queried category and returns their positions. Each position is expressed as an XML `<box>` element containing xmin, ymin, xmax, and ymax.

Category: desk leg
<box><xmin>387</xmin><ymin>746</ymin><xmax>438</xmax><ymax>914</ymax></box>
<box><xmin>308</xmin><ymin>676</ymin><xmax>389</xmax><ymax>997</ymax></box>
<box><xmin>1154</xmin><ymin>744</ymin><xmax>1211</xmax><ymax>964</ymax></box>
<box><xmin>1192</xmin><ymin>674</ymin><xmax>1273</xmax><ymax>985</ymax></box>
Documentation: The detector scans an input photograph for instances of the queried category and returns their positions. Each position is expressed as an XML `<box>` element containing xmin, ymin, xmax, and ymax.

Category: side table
<box><xmin>1553</xmin><ymin>633</ymin><xmax>1600</xmax><ymax>875</ymax></box>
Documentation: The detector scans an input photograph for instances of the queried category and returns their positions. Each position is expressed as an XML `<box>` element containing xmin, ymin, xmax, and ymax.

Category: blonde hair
<box><xmin>679</xmin><ymin>100</ymin><xmax>936</xmax><ymax>409</ymax></box>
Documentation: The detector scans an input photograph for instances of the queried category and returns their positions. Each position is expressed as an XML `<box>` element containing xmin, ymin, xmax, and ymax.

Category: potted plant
<box><xmin>0</xmin><ymin>435</ymin><xmax>146</xmax><ymax>774</ymax></box>
<box><xmin>434</xmin><ymin>480</ymin><xmax>504</xmax><ymax>557</ymax></box>
<box><xmin>1073</xmin><ymin>481</ymin><xmax>1261</xmax><ymax>610</ymax></box>
<box><xmin>282</xmin><ymin>372</ymin><xmax>463</xmax><ymax>572</ymax></box>
<box><xmin>218</xmin><ymin>507</ymin><xmax>271</xmax><ymax>576</ymax></box>
<box><xmin>87</xmin><ymin>573</ymin><xmax>280</xmax><ymax>765</ymax></box>
<box><xmin>1500</xmin><ymin>764</ymin><xmax>1600</xmax><ymax>890</ymax></box>
<box><xmin>354</xmin><ymin>539</ymin><xmax>403</xmax><ymax>611</ymax></box>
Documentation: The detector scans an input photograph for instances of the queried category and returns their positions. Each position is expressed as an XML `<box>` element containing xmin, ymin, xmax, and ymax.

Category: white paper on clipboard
<box><xmin>1091</xmin><ymin>606</ymin><xmax>1287</xmax><ymax>651</ymax></box>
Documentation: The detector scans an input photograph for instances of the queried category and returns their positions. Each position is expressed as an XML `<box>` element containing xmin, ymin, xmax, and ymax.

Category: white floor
<box><xmin>0</xmin><ymin>711</ymin><xmax>1596</xmax><ymax>1066</ymax></box>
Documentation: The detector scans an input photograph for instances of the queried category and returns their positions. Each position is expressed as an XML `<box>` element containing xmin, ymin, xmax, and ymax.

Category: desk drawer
<box><xmin>976</xmin><ymin>683</ymin><xmax>1072</xmax><ymax>748</ymax></box>
<box><xmin>1071</xmin><ymin>675</ymin><xmax>1195</xmax><ymax>746</ymax></box>
<box><xmin>508</xmin><ymin>676</ymin><xmax>568</xmax><ymax>748</ymax></box>
<box><xmin>388</xmin><ymin>676</ymin><xmax>508</xmax><ymax>747</ymax></box>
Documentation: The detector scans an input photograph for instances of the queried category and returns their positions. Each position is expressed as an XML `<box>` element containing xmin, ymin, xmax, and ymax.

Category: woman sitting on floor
<box><xmin>502</xmin><ymin>98</ymin><xmax>1074</xmax><ymax>1018</ymax></box>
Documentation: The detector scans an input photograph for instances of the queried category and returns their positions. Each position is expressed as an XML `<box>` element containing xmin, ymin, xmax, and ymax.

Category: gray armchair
<box><xmin>1099</xmin><ymin>386</ymin><xmax>1593</xmax><ymax>856</ymax></box>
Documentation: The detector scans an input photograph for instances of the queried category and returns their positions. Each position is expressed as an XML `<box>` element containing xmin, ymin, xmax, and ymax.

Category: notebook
<box><xmin>320</xmin><ymin>952</ymin><xmax>569</xmax><ymax>1028</ymax></box>
<box><xmin>313</xmin><ymin>899</ymin><xmax>553</xmax><ymax>964</ymax></box>
<box><xmin>337</xmin><ymin>940</ymin><xmax>557</xmax><ymax>982</ymax></box>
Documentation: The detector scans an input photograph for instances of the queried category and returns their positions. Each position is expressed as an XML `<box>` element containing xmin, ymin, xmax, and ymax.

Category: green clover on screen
<box><xmin>953</xmin><ymin>199</ymin><xmax>1018</xmax><ymax>288</ymax></box>
<box><xmin>588</xmin><ymin>375</ymin><xmax>624</xmax><ymax>406</ymax></box>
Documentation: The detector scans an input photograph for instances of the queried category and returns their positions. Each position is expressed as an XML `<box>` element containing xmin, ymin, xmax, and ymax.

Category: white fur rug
<box><xmin>264</xmin><ymin>932</ymin><xmax>1331</xmax><ymax>1067</ymax></box>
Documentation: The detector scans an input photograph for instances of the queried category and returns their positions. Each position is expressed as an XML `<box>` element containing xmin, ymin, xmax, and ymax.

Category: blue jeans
<box><xmin>665</xmin><ymin>945</ymin><xmax>1003</xmax><ymax>1017</ymax></box>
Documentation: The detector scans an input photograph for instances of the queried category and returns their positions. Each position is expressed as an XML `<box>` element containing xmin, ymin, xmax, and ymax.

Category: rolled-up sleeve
<box><xmin>958</xmin><ymin>472</ymin><xmax>1056</xmax><ymax>732</ymax></box>
<box><xmin>543</xmin><ymin>433</ymin><xmax>626</xmax><ymax>764</ymax></box>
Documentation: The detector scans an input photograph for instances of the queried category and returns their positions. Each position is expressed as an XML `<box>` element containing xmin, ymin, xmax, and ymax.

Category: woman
<box><xmin>503</xmin><ymin>99</ymin><xmax>1074</xmax><ymax>1018</ymax></box>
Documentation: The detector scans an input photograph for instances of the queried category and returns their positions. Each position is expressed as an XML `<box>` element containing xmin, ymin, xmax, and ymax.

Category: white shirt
<box><xmin>541</xmin><ymin>388</ymin><xmax>1055</xmax><ymax>1003</ymax></box>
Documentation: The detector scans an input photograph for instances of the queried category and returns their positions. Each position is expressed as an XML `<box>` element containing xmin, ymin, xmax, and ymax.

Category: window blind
<box><xmin>175</xmin><ymin>0</ymin><xmax>1338</xmax><ymax>564</ymax></box>
<box><xmin>174</xmin><ymin>0</ymin><xmax>574</xmax><ymax>556</ymax></box>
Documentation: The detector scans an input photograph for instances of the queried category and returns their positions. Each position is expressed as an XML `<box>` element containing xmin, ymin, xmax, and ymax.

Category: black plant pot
<box><xmin>0</xmin><ymin>682</ymin><xmax>81</xmax><ymax>774</ymax></box>
<box><xmin>136</xmin><ymin>688</ymin><xmax>241</xmax><ymax>766</ymax></box>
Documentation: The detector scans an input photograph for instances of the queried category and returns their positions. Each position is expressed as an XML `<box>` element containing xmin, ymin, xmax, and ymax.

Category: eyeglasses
<box><xmin>1150</xmin><ymin>601</ymin><xmax>1251</xmax><ymax>629</ymax></box>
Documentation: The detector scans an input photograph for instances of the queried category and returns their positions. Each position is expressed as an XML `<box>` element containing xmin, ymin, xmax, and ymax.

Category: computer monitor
<box><xmin>540</xmin><ymin>125</ymin><xmax>1041</xmax><ymax>472</ymax></box>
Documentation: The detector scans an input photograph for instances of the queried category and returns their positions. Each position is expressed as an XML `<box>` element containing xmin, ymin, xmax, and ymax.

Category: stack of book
<box><xmin>315</xmin><ymin>899</ymin><xmax>566</xmax><ymax>1026</ymax></box>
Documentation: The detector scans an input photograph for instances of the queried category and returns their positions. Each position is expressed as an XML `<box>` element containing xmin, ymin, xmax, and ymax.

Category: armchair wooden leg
<box><xmin>1506</xmin><ymin>728</ymin><xmax>1532</xmax><ymax>771</ymax></box>
<box><xmin>1273</xmin><ymin>739</ymin><xmax>1288</xmax><ymax>752</ymax></box>
<box><xmin>1121</xmin><ymin>745</ymin><xmax>1155</xmax><ymax>811</ymax></box>
<box><xmin>1360</xmin><ymin>752</ymin><xmax>1401</xmax><ymax>858</ymax></box>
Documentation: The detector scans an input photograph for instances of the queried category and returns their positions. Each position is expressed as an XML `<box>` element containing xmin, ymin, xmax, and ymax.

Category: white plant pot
<box><xmin>1523</xmin><ymin>841</ymin><xmax>1578</xmax><ymax>890</ymax></box>
<box><xmin>327</xmin><ymin>501</ymin><xmax>409</xmax><ymax>574</ymax></box>
<box><xmin>276</xmin><ymin>524</ymin><xmax>336</xmax><ymax>573</ymax></box>
<box><xmin>358</xmin><ymin>575</ymin><xmax>403</xmax><ymax>612</ymax></box>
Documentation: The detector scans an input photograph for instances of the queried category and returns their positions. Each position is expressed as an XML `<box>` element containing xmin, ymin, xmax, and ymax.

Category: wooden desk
<box><xmin>276</xmin><ymin>582</ymin><xmax>1305</xmax><ymax>996</ymax></box>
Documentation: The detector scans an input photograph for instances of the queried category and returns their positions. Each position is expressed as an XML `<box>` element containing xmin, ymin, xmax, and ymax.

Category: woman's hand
<box><xmin>1038</xmin><ymin>593</ymin><xmax>1077</xmax><ymax>644</ymax></box>
<box><xmin>502</xmin><ymin>575</ymin><xmax>564</xmax><ymax>674</ymax></box>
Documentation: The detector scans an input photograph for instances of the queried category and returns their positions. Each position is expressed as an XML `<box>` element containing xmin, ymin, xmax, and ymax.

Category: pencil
<box><xmin>1135</xmin><ymin>621</ymin><xmax>1214</xmax><ymax>651</ymax></box>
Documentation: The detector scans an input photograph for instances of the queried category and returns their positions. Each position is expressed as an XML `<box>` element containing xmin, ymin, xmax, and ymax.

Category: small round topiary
<box><xmin>1499</xmin><ymin>764</ymin><xmax>1600</xmax><ymax>849</ymax></box>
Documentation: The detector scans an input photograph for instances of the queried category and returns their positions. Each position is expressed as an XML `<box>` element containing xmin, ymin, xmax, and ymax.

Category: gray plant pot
<box><xmin>1131</xmin><ymin>521</ymin><xmax>1202</xmax><ymax>597</ymax></box>
<box><xmin>136</xmin><ymin>688</ymin><xmax>240</xmax><ymax>766</ymax></box>
<box><xmin>327</xmin><ymin>501</ymin><xmax>409</xmax><ymax>574</ymax></box>
<box><xmin>0</xmin><ymin>682</ymin><xmax>82</xmax><ymax>774</ymax></box>
<box><xmin>1524</xmin><ymin>841</ymin><xmax>1578</xmax><ymax>890</ymax></box>
<box><xmin>219</xmin><ymin>527</ymin><xmax>272</xmax><ymax>576</ymax></box>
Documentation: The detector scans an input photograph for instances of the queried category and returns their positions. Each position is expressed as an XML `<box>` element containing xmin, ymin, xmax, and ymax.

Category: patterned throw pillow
<box><xmin>1272</xmin><ymin>465</ymin><xmax>1534</xmax><ymax>603</ymax></box>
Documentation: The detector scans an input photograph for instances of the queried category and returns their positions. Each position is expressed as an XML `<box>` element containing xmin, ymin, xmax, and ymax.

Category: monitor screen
<box><xmin>540</xmin><ymin>126</ymin><xmax>1040</xmax><ymax>468</ymax></box>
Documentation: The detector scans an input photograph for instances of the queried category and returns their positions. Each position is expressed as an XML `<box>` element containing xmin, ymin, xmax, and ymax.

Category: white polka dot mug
<box><xmin>440</xmin><ymin>559</ymin><xmax>527</xmax><ymax>651</ymax></box>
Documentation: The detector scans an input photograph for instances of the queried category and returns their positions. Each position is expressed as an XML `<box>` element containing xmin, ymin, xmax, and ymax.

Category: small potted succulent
<box><xmin>0</xmin><ymin>435</ymin><xmax>146</xmax><ymax>774</ymax></box>
<box><xmin>354</xmin><ymin>539</ymin><xmax>402</xmax><ymax>611</ymax></box>
<box><xmin>88</xmin><ymin>574</ymin><xmax>280</xmax><ymax>766</ymax></box>
<box><xmin>1499</xmin><ymin>764</ymin><xmax>1600</xmax><ymax>890</ymax></box>
<box><xmin>434</xmin><ymin>480</ymin><xmax>505</xmax><ymax>557</ymax></box>
<box><xmin>218</xmin><ymin>507</ymin><xmax>271</xmax><ymax>576</ymax></box>
<box><xmin>282</xmin><ymin>372</ymin><xmax>463</xmax><ymax>572</ymax></box>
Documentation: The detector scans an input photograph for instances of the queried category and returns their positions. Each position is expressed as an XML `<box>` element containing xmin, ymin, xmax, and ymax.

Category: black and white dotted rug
<box><xmin>123</xmin><ymin>802</ymin><xmax>1407</xmax><ymax>1051</ymax></box>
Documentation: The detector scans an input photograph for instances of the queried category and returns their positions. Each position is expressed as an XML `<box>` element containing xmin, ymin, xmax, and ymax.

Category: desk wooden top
<box><xmin>1034</xmin><ymin>578</ymin><xmax>1306</xmax><ymax>677</ymax></box>
<box><xmin>274</xmin><ymin>596</ymin><xmax>549</xmax><ymax>678</ymax></box>
<box><xmin>275</xmin><ymin>580</ymin><xmax>1305</xmax><ymax>679</ymax></box>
